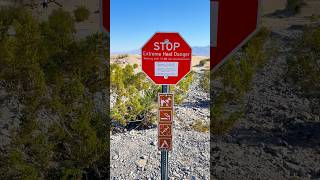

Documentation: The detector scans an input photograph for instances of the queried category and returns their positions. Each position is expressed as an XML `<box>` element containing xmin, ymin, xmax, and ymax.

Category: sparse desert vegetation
<box><xmin>199</xmin><ymin>58</ymin><xmax>209</xmax><ymax>66</ymax></box>
<box><xmin>115</xmin><ymin>54</ymin><xmax>129</xmax><ymax>60</ymax></box>
<box><xmin>73</xmin><ymin>6</ymin><xmax>90</xmax><ymax>22</ymax></box>
<box><xmin>286</xmin><ymin>0</ymin><xmax>305</xmax><ymax>14</ymax></box>
<box><xmin>287</xmin><ymin>24</ymin><xmax>320</xmax><ymax>113</ymax></box>
<box><xmin>192</xmin><ymin>120</ymin><xmax>209</xmax><ymax>132</ymax></box>
<box><xmin>110</xmin><ymin>64</ymin><xmax>194</xmax><ymax>127</ymax></box>
<box><xmin>210</xmin><ymin>27</ymin><xmax>272</xmax><ymax>134</ymax></box>
<box><xmin>200</xmin><ymin>70</ymin><xmax>210</xmax><ymax>92</ymax></box>
<box><xmin>0</xmin><ymin>7</ymin><xmax>108</xmax><ymax>179</ymax></box>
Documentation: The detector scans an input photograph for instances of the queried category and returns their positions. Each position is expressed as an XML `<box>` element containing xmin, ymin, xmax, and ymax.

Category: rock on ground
<box><xmin>110</xmin><ymin>73</ymin><xmax>210</xmax><ymax>179</ymax></box>
<box><xmin>211</xmin><ymin>2</ymin><xmax>320</xmax><ymax>179</ymax></box>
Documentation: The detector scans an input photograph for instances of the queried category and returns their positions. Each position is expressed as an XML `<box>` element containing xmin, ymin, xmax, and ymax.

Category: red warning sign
<box><xmin>159</xmin><ymin>110</ymin><xmax>173</xmax><ymax>123</ymax></box>
<box><xmin>158</xmin><ymin>138</ymin><xmax>172</xmax><ymax>151</ymax></box>
<box><xmin>142</xmin><ymin>32</ymin><xmax>192</xmax><ymax>85</ymax></box>
<box><xmin>158</xmin><ymin>93</ymin><xmax>174</xmax><ymax>109</ymax></box>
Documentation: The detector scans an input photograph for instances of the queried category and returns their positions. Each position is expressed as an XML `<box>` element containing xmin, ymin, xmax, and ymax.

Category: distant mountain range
<box><xmin>191</xmin><ymin>46</ymin><xmax>210</xmax><ymax>56</ymax></box>
<box><xmin>112</xmin><ymin>45</ymin><xmax>210</xmax><ymax>56</ymax></box>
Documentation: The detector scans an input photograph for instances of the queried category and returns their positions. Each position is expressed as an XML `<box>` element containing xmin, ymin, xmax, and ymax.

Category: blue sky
<box><xmin>110</xmin><ymin>0</ymin><xmax>210</xmax><ymax>53</ymax></box>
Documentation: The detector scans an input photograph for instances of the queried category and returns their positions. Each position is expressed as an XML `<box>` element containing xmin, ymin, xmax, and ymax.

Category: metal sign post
<box><xmin>142</xmin><ymin>32</ymin><xmax>191</xmax><ymax>180</ymax></box>
<box><xmin>161</xmin><ymin>150</ymin><xmax>169</xmax><ymax>179</ymax></box>
<box><xmin>161</xmin><ymin>85</ymin><xmax>169</xmax><ymax>180</ymax></box>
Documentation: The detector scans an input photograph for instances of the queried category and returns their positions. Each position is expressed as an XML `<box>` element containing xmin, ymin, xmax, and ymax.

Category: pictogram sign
<box><xmin>159</xmin><ymin>110</ymin><xmax>173</xmax><ymax>123</ymax></box>
<box><xmin>158</xmin><ymin>138</ymin><xmax>172</xmax><ymax>151</ymax></box>
<box><xmin>158</xmin><ymin>93</ymin><xmax>174</xmax><ymax>109</ymax></box>
<box><xmin>158</xmin><ymin>92</ymin><xmax>174</xmax><ymax>151</ymax></box>
<box><xmin>158</xmin><ymin>124</ymin><xmax>172</xmax><ymax>137</ymax></box>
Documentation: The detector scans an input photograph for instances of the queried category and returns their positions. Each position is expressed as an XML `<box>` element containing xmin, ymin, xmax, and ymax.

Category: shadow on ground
<box><xmin>229</xmin><ymin>121</ymin><xmax>320</xmax><ymax>148</ymax></box>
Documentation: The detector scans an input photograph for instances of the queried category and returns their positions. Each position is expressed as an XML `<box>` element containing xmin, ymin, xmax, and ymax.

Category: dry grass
<box><xmin>192</xmin><ymin>120</ymin><xmax>209</xmax><ymax>132</ymax></box>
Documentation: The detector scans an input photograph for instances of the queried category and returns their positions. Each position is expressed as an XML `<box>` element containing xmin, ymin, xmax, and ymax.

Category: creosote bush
<box><xmin>200</xmin><ymin>70</ymin><xmax>210</xmax><ymax>92</ymax></box>
<box><xmin>171</xmin><ymin>71</ymin><xmax>194</xmax><ymax>104</ymax></box>
<box><xmin>192</xmin><ymin>120</ymin><xmax>209</xmax><ymax>132</ymax></box>
<box><xmin>211</xmin><ymin>27</ymin><xmax>271</xmax><ymax>134</ymax></box>
<box><xmin>73</xmin><ymin>6</ymin><xmax>90</xmax><ymax>22</ymax></box>
<box><xmin>115</xmin><ymin>54</ymin><xmax>129</xmax><ymax>59</ymax></box>
<box><xmin>286</xmin><ymin>0</ymin><xmax>305</xmax><ymax>14</ymax></box>
<box><xmin>110</xmin><ymin>65</ymin><xmax>194</xmax><ymax>126</ymax></box>
<box><xmin>287</xmin><ymin>25</ymin><xmax>320</xmax><ymax>101</ymax></box>
<box><xmin>199</xmin><ymin>59</ymin><xmax>209</xmax><ymax>66</ymax></box>
<box><xmin>0</xmin><ymin>7</ymin><xmax>108</xmax><ymax>179</ymax></box>
<box><xmin>110</xmin><ymin>63</ymin><xmax>158</xmax><ymax>125</ymax></box>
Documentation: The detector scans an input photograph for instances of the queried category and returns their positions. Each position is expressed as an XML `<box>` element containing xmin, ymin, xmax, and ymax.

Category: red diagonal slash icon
<box><xmin>158</xmin><ymin>94</ymin><xmax>174</xmax><ymax>108</ymax></box>
<box><xmin>159</xmin><ymin>124</ymin><xmax>172</xmax><ymax>136</ymax></box>
<box><xmin>159</xmin><ymin>110</ymin><xmax>172</xmax><ymax>123</ymax></box>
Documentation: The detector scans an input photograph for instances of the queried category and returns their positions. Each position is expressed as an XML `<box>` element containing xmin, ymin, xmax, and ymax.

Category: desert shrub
<box><xmin>200</xmin><ymin>70</ymin><xmax>210</xmax><ymax>92</ymax></box>
<box><xmin>73</xmin><ymin>6</ymin><xmax>90</xmax><ymax>22</ymax></box>
<box><xmin>171</xmin><ymin>71</ymin><xmax>194</xmax><ymax>104</ymax></box>
<box><xmin>192</xmin><ymin>120</ymin><xmax>209</xmax><ymax>132</ymax></box>
<box><xmin>287</xmin><ymin>25</ymin><xmax>320</xmax><ymax>98</ymax></box>
<box><xmin>115</xmin><ymin>54</ymin><xmax>129</xmax><ymax>59</ymax></box>
<box><xmin>110</xmin><ymin>64</ymin><xmax>159</xmax><ymax>125</ymax></box>
<box><xmin>110</xmin><ymin>65</ymin><xmax>194</xmax><ymax>125</ymax></box>
<box><xmin>0</xmin><ymin>6</ymin><xmax>23</xmax><ymax>39</ymax></box>
<box><xmin>47</xmin><ymin>8</ymin><xmax>75</xmax><ymax>39</ymax></box>
<box><xmin>308</xmin><ymin>14</ymin><xmax>320</xmax><ymax>22</ymax></box>
<box><xmin>286</xmin><ymin>0</ymin><xmax>305</xmax><ymax>14</ymax></box>
<box><xmin>211</xmin><ymin>27</ymin><xmax>271</xmax><ymax>135</ymax></box>
<box><xmin>0</xmin><ymin>7</ymin><xmax>108</xmax><ymax>179</ymax></box>
<box><xmin>199</xmin><ymin>59</ymin><xmax>209</xmax><ymax>66</ymax></box>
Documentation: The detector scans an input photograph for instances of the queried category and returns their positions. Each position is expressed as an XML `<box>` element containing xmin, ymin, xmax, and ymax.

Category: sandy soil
<box><xmin>110</xmin><ymin>54</ymin><xmax>210</xmax><ymax>73</ymax></box>
<box><xmin>263</xmin><ymin>0</ymin><xmax>320</xmax><ymax>37</ymax></box>
<box><xmin>261</xmin><ymin>0</ymin><xmax>287</xmax><ymax>15</ymax></box>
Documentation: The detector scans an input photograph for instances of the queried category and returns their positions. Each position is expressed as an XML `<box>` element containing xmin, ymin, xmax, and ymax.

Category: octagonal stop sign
<box><xmin>142</xmin><ymin>32</ymin><xmax>192</xmax><ymax>85</ymax></box>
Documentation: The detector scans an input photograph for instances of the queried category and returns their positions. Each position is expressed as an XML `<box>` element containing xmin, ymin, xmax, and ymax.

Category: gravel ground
<box><xmin>110</xmin><ymin>73</ymin><xmax>210</xmax><ymax>179</ymax></box>
<box><xmin>211</xmin><ymin>2</ymin><xmax>320</xmax><ymax>178</ymax></box>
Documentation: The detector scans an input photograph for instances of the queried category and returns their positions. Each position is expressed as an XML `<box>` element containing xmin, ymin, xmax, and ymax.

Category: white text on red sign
<box><xmin>142</xmin><ymin>51</ymin><xmax>191</xmax><ymax>58</ymax></box>
<box><xmin>154</xmin><ymin>39</ymin><xmax>180</xmax><ymax>51</ymax></box>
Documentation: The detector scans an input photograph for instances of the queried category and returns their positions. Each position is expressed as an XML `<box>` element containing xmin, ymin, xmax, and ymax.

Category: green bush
<box><xmin>286</xmin><ymin>0</ymin><xmax>305</xmax><ymax>14</ymax></box>
<box><xmin>308</xmin><ymin>14</ymin><xmax>320</xmax><ymax>22</ymax></box>
<box><xmin>73</xmin><ymin>6</ymin><xmax>90</xmax><ymax>22</ymax></box>
<box><xmin>200</xmin><ymin>70</ymin><xmax>210</xmax><ymax>92</ymax></box>
<box><xmin>110</xmin><ymin>65</ymin><xmax>194</xmax><ymax>125</ymax></box>
<box><xmin>211</xmin><ymin>27</ymin><xmax>271</xmax><ymax>135</ymax></box>
<box><xmin>199</xmin><ymin>59</ymin><xmax>209</xmax><ymax>66</ymax></box>
<box><xmin>287</xmin><ymin>25</ymin><xmax>320</xmax><ymax>98</ymax></box>
<box><xmin>171</xmin><ymin>71</ymin><xmax>194</xmax><ymax>104</ymax></box>
<box><xmin>0</xmin><ymin>7</ymin><xmax>108</xmax><ymax>179</ymax></box>
<box><xmin>115</xmin><ymin>54</ymin><xmax>129</xmax><ymax>59</ymax></box>
<box><xmin>110</xmin><ymin>64</ymin><xmax>159</xmax><ymax>125</ymax></box>
<box><xmin>192</xmin><ymin>120</ymin><xmax>209</xmax><ymax>132</ymax></box>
